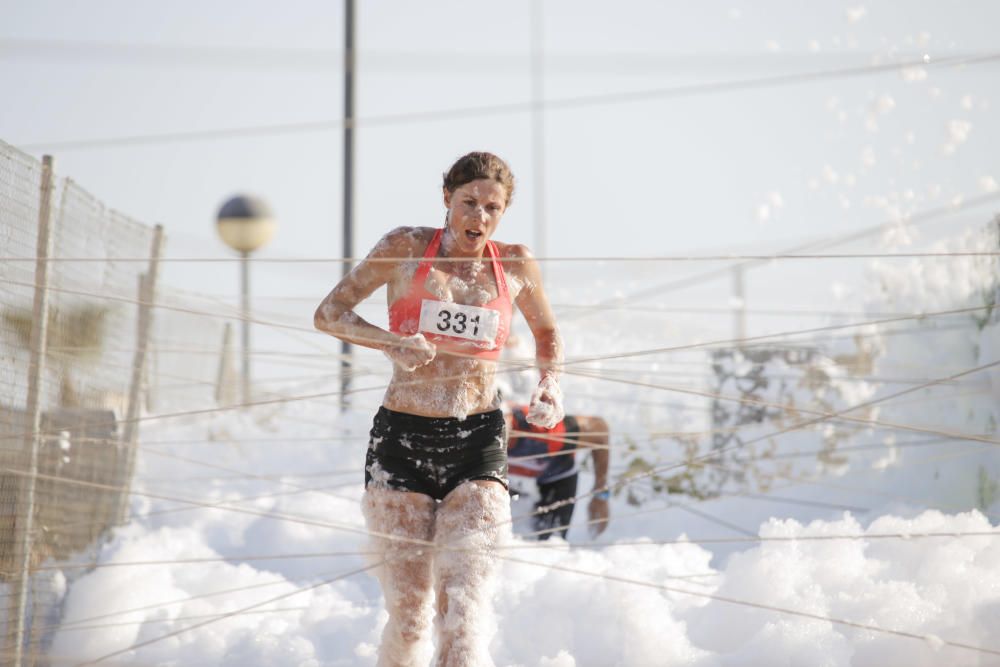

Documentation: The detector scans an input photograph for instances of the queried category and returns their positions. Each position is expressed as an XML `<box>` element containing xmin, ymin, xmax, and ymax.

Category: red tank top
<box><xmin>388</xmin><ymin>228</ymin><xmax>512</xmax><ymax>360</ymax></box>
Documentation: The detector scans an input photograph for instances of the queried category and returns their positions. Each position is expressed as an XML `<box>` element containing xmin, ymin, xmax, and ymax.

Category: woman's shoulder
<box><xmin>373</xmin><ymin>226</ymin><xmax>437</xmax><ymax>258</ymax></box>
<box><xmin>493</xmin><ymin>240</ymin><xmax>535</xmax><ymax>261</ymax></box>
<box><xmin>493</xmin><ymin>240</ymin><xmax>537</xmax><ymax>276</ymax></box>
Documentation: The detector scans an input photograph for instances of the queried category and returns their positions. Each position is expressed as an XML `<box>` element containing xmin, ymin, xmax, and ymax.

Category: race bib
<box><xmin>419</xmin><ymin>299</ymin><xmax>499</xmax><ymax>344</ymax></box>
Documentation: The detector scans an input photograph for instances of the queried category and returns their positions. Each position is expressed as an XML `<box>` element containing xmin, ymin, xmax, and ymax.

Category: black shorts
<box><xmin>533</xmin><ymin>474</ymin><xmax>579</xmax><ymax>540</ymax></box>
<box><xmin>364</xmin><ymin>406</ymin><xmax>508</xmax><ymax>501</ymax></box>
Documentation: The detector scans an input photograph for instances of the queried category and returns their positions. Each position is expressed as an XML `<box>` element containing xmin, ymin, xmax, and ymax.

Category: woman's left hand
<box><xmin>526</xmin><ymin>375</ymin><xmax>564</xmax><ymax>429</ymax></box>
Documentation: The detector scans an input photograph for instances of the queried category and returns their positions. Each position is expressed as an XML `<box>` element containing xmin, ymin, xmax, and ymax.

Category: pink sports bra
<box><xmin>388</xmin><ymin>228</ymin><xmax>512</xmax><ymax>360</ymax></box>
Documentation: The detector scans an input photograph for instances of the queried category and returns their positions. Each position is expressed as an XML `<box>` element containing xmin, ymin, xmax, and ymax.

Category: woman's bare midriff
<box><xmin>382</xmin><ymin>354</ymin><xmax>500</xmax><ymax>418</ymax></box>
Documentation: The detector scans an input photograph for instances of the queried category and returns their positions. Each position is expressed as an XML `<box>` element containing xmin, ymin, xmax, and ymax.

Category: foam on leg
<box><xmin>363</xmin><ymin>487</ymin><xmax>436</xmax><ymax>667</ymax></box>
<box><xmin>432</xmin><ymin>480</ymin><xmax>512</xmax><ymax>667</ymax></box>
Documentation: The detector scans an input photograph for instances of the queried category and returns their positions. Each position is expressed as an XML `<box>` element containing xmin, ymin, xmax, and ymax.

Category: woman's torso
<box><xmin>382</xmin><ymin>227</ymin><xmax>521</xmax><ymax>419</ymax></box>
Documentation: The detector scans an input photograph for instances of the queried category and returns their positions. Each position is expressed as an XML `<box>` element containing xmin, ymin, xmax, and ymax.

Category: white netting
<box><xmin>0</xmin><ymin>142</ymin><xmax>166</xmax><ymax>659</ymax></box>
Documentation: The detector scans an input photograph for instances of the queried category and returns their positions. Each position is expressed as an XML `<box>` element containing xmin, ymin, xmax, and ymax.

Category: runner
<box><xmin>507</xmin><ymin>405</ymin><xmax>610</xmax><ymax>540</ymax></box>
<box><xmin>314</xmin><ymin>151</ymin><xmax>563</xmax><ymax>666</ymax></box>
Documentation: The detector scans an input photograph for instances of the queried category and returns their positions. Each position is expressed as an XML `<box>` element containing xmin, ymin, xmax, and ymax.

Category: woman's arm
<box><xmin>508</xmin><ymin>244</ymin><xmax>564</xmax><ymax>426</ymax></box>
<box><xmin>314</xmin><ymin>227</ymin><xmax>436</xmax><ymax>369</ymax></box>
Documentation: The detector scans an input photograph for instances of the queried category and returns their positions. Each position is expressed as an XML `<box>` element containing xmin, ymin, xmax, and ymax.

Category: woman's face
<box><xmin>443</xmin><ymin>179</ymin><xmax>508</xmax><ymax>255</ymax></box>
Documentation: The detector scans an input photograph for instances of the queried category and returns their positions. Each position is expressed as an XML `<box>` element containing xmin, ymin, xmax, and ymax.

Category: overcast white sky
<box><xmin>2</xmin><ymin>0</ymin><xmax>999</xmax><ymax>304</ymax></box>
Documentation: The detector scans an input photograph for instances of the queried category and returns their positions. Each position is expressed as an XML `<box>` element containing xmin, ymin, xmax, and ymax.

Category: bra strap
<box><xmin>486</xmin><ymin>240</ymin><xmax>510</xmax><ymax>301</ymax></box>
<box><xmin>411</xmin><ymin>228</ymin><xmax>443</xmax><ymax>285</ymax></box>
<box><xmin>414</xmin><ymin>229</ymin><xmax>509</xmax><ymax>302</ymax></box>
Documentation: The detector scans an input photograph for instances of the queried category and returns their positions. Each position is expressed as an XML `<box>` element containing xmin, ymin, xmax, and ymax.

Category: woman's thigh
<box><xmin>363</xmin><ymin>486</ymin><xmax>436</xmax><ymax>544</ymax></box>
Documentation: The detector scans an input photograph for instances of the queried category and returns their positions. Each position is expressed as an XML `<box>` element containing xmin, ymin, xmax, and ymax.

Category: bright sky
<box><xmin>3</xmin><ymin>0</ymin><xmax>999</xmax><ymax>301</ymax></box>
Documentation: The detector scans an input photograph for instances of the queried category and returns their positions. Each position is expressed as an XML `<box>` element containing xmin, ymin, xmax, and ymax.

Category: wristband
<box><xmin>593</xmin><ymin>490</ymin><xmax>610</xmax><ymax>501</ymax></box>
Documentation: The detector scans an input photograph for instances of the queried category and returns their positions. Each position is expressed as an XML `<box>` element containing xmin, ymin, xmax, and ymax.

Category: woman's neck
<box><xmin>440</xmin><ymin>226</ymin><xmax>486</xmax><ymax>261</ymax></box>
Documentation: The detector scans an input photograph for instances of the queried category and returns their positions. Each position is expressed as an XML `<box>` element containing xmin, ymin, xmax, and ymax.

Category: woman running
<box><xmin>314</xmin><ymin>151</ymin><xmax>563</xmax><ymax>666</ymax></box>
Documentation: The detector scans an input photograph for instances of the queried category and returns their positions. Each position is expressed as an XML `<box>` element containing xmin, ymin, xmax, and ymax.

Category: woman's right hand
<box><xmin>384</xmin><ymin>333</ymin><xmax>437</xmax><ymax>371</ymax></box>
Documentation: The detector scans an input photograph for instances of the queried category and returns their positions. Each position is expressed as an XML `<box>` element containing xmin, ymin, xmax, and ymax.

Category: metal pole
<box><xmin>117</xmin><ymin>225</ymin><xmax>164</xmax><ymax>524</ymax></box>
<box><xmin>240</xmin><ymin>249</ymin><xmax>251</xmax><ymax>405</ymax></box>
<box><xmin>732</xmin><ymin>266</ymin><xmax>746</xmax><ymax>344</ymax></box>
<box><xmin>5</xmin><ymin>154</ymin><xmax>55</xmax><ymax>667</ymax></box>
<box><xmin>340</xmin><ymin>0</ymin><xmax>356</xmax><ymax>412</ymax></box>
<box><xmin>531</xmin><ymin>0</ymin><xmax>546</xmax><ymax>277</ymax></box>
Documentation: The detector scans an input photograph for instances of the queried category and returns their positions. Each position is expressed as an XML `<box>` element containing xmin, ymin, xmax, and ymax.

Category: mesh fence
<box><xmin>0</xmin><ymin>142</ymin><xmax>48</xmax><ymax>660</ymax></box>
<box><xmin>0</xmin><ymin>141</ymin><xmax>163</xmax><ymax>663</ymax></box>
<box><xmin>149</xmin><ymin>287</ymin><xmax>228</xmax><ymax>412</ymax></box>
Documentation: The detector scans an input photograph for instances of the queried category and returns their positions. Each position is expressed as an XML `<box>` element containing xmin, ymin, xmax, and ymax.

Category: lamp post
<box><xmin>216</xmin><ymin>195</ymin><xmax>276</xmax><ymax>406</ymax></box>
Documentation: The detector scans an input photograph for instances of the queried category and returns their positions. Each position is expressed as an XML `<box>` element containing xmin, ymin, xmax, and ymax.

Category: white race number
<box><xmin>418</xmin><ymin>299</ymin><xmax>499</xmax><ymax>344</ymax></box>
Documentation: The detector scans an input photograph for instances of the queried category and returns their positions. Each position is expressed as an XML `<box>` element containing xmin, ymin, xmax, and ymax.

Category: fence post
<box><xmin>732</xmin><ymin>266</ymin><xmax>746</xmax><ymax>344</ymax></box>
<box><xmin>144</xmin><ymin>337</ymin><xmax>158</xmax><ymax>413</ymax></box>
<box><xmin>215</xmin><ymin>322</ymin><xmax>235</xmax><ymax>406</ymax></box>
<box><xmin>4</xmin><ymin>155</ymin><xmax>56</xmax><ymax>667</ymax></box>
<box><xmin>116</xmin><ymin>225</ymin><xmax>164</xmax><ymax>524</ymax></box>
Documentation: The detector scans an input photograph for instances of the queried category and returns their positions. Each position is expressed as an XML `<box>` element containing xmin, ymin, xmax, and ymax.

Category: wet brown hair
<box><xmin>442</xmin><ymin>152</ymin><xmax>515</xmax><ymax>206</ymax></box>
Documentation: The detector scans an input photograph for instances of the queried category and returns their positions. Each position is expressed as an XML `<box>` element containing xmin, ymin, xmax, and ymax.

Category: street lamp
<box><xmin>216</xmin><ymin>194</ymin><xmax>276</xmax><ymax>406</ymax></box>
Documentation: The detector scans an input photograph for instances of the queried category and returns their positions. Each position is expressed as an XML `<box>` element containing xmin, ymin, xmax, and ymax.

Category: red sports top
<box><xmin>388</xmin><ymin>228</ymin><xmax>512</xmax><ymax>360</ymax></box>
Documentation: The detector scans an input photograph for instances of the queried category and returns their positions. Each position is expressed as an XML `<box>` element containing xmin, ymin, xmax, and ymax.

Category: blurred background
<box><xmin>2</xmin><ymin>1</ymin><xmax>1000</xmax><ymax>665</ymax></box>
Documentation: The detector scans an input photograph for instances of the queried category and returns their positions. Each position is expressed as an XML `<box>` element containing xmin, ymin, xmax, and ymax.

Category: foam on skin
<box><xmin>432</xmin><ymin>482</ymin><xmax>511</xmax><ymax>666</ymax></box>
<box><xmin>362</xmin><ymin>488</ymin><xmax>436</xmax><ymax>667</ymax></box>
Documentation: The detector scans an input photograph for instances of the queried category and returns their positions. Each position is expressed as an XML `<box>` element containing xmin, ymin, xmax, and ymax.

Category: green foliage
<box><xmin>3</xmin><ymin>303</ymin><xmax>114</xmax><ymax>407</ymax></box>
<box><xmin>977</xmin><ymin>465</ymin><xmax>998</xmax><ymax>511</ymax></box>
<box><xmin>3</xmin><ymin>303</ymin><xmax>110</xmax><ymax>361</ymax></box>
<box><xmin>615</xmin><ymin>435</ymin><xmax>714</xmax><ymax>507</ymax></box>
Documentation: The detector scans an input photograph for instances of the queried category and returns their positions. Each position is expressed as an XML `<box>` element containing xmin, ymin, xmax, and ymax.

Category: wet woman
<box><xmin>314</xmin><ymin>152</ymin><xmax>563</xmax><ymax>666</ymax></box>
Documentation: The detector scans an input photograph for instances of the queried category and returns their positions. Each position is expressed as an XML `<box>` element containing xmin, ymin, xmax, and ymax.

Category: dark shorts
<box><xmin>365</xmin><ymin>406</ymin><xmax>509</xmax><ymax>501</ymax></box>
<box><xmin>532</xmin><ymin>474</ymin><xmax>579</xmax><ymax>540</ymax></box>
